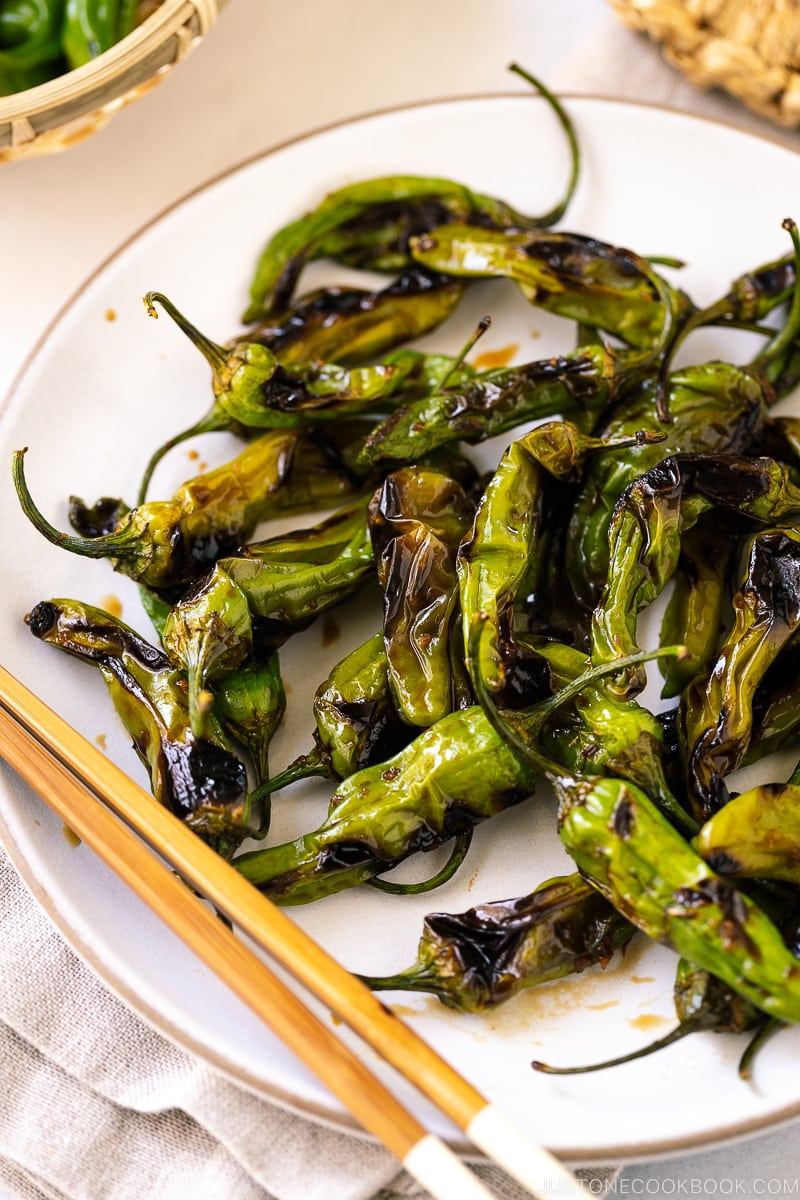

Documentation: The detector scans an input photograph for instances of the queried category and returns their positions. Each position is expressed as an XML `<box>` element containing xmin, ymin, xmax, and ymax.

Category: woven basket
<box><xmin>0</xmin><ymin>0</ymin><xmax>221</xmax><ymax>162</ymax></box>
<box><xmin>609</xmin><ymin>0</ymin><xmax>800</xmax><ymax>127</ymax></box>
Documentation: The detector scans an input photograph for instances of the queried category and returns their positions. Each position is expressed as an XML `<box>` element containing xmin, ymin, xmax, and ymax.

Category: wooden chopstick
<box><xmin>0</xmin><ymin>663</ymin><xmax>578</xmax><ymax>1200</ymax></box>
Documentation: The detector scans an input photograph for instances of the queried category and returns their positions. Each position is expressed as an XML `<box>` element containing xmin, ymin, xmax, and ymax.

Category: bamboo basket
<box><xmin>609</xmin><ymin>0</ymin><xmax>800</xmax><ymax>127</ymax></box>
<box><xmin>0</xmin><ymin>0</ymin><xmax>222</xmax><ymax>162</ymax></box>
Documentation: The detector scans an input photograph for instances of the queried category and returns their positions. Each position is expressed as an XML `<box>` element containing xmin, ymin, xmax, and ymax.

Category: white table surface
<box><xmin>2</xmin><ymin>0</ymin><xmax>800</xmax><ymax>1195</ymax></box>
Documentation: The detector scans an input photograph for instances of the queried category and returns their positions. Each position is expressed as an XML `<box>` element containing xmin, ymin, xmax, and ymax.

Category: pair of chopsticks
<box><xmin>0</xmin><ymin>662</ymin><xmax>578</xmax><ymax>1200</ymax></box>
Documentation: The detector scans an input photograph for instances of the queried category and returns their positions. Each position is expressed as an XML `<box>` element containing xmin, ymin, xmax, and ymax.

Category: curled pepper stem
<box><xmin>248</xmin><ymin>747</ymin><xmax>334</xmax><ymax>804</ymax></box>
<box><xmin>12</xmin><ymin>449</ymin><xmax>131</xmax><ymax>561</ymax></box>
<box><xmin>754</xmin><ymin>219</ymin><xmax>800</xmax><ymax>380</ymax></box>
<box><xmin>144</xmin><ymin>291</ymin><xmax>229</xmax><ymax>374</ymax></box>
<box><xmin>507</xmin><ymin>63</ymin><xmax>580</xmax><ymax>227</ymax></box>
<box><xmin>367</xmin><ymin>829</ymin><xmax>473</xmax><ymax>895</ymax></box>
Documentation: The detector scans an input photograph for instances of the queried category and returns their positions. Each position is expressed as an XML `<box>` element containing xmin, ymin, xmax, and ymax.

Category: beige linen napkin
<box><xmin>0</xmin><ymin>845</ymin><xmax>619</xmax><ymax>1200</ymax></box>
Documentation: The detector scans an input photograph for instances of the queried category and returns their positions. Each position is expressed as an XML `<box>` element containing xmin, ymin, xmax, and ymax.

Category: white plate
<box><xmin>2</xmin><ymin>94</ymin><xmax>800</xmax><ymax>1166</ymax></box>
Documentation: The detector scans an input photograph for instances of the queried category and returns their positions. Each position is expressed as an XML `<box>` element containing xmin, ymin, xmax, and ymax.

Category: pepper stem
<box><xmin>738</xmin><ymin>1018</ymin><xmax>784</xmax><ymax>1079</ymax></box>
<box><xmin>248</xmin><ymin>747</ymin><xmax>333</xmax><ymax>806</ymax></box>
<box><xmin>507</xmin><ymin>63</ymin><xmax>580</xmax><ymax>228</ymax></box>
<box><xmin>531</xmin><ymin>1020</ymin><xmax>699</xmax><ymax>1075</ymax></box>
<box><xmin>367</xmin><ymin>829</ymin><xmax>473</xmax><ymax>895</ymax></box>
<box><xmin>468</xmin><ymin>614</ymin><xmax>687</xmax><ymax>782</ymax></box>
<box><xmin>137</xmin><ymin>412</ymin><xmax>229</xmax><ymax>504</ymax></box>
<box><xmin>144</xmin><ymin>291</ymin><xmax>230</xmax><ymax>374</ymax></box>
<box><xmin>753</xmin><ymin>219</ymin><xmax>800</xmax><ymax>385</ymax></box>
<box><xmin>12</xmin><ymin>449</ymin><xmax>129</xmax><ymax>562</ymax></box>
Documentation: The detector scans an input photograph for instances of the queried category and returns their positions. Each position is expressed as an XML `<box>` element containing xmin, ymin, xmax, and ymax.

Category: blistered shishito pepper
<box><xmin>678</xmin><ymin>527</ymin><xmax>800</xmax><ymax>822</ymax></box>
<box><xmin>369</xmin><ymin>467</ymin><xmax>475</xmax><ymax>726</ymax></box>
<box><xmin>12</xmin><ymin>430</ymin><xmax>309</xmax><ymax>590</ymax></box>
<box><xmin>564</xmin><ymin>364</ymin><xmax>769</xmax><ymax>611</ymax></box>
<box><xmin>591</xmin><ymin>454</ymin><xmax>800</xmax><ymax>696</ymax></box>
<box><xmin>658</xmin><ymin>516</ymin><xmax>735</xmax><ymax>700</ymax></box>
<box><xmin>359</xmin><ymin>872</ymin><xmax>636</xmax><ymax>1012</ymax></box>
<box><xmin>26</xmin><ymin>598</ymin><xmax>250</xmax><ymax>857</ymax></box>
<box><xmin>242</xmin><ymin>65</ymin><xmax>580</xmax><ymax>321</ymax></box>
<box><xmin>356</xmin><ymin>342</ymin><xmax>649</xmax><ymax>468</ymax></box>
<box><xmin>694</xmin><ymin>759</ymin><xmax>800</xmax><ymax>886</ymax></box>
<box><xmin>470</xmin><ymin>626</ymin><xmax>800</xmax><ymax>1026</ymax></box>
<box><xmin>139</xmin><ymin>291</ymin><xmax>421</xmax><ymax>500</ymax></box>
<box><xmin>246</xmin><ymin>269</ymin><xmax>467</xmax><ymax>367</ymax></box>
<box><xmin>408</xmin><ymin>224</ymin><xmax>682</xmax><ymax>354</ymax></box>
<box><xmin>457</xmin><ymin>419</ymin><xmax>664</xmax><ymax>704</ymax></box>
<box><xmin>213</xmin><ymin>653</ymin><xmax>285</xmax><ymax>788</ymax></box>
<box><xmin>232</xmin><ymin>704</ymin><xmax>538</xmax><ymax>905</ymax></box>
<box><xmin>522</xmin><ymin>636</ymin><xmax>694</xmax><ymax>834</ymax></box>
<box><xmin>251</xmin><ymin>632</ymin><xmax>415</xmax><ymax>801</ymax></box>
<box><xmin>162</xmin><ymin>495</ymin><xmax>375</xmax><ymax>734</ymax></box>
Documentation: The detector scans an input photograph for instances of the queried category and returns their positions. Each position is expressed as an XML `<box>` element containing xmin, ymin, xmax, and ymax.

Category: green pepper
<box><xmin>162</xmin><ymin>495</ymin><xmax>375</xmax><ymax>735</ymax></box>
<box><xmin>678</xmin><ymin>527</ymin><xmax>800</xmax><ymax>822</ymax></box>
<box><xmin>470</xmin><ymin>628</ymin><xmax>800</xmax><ymax>1026</ymax></box>
<box><xmin>457</xmin><ymin>419</ymin><xmax>664</xmax><ymax>704</ymax></box>
<box><xmin>591</xmin><ymin>455</ymin><xmax>800</xmax><ymax>697</ymax></box>
<box><xmin>251</xmin><ymin>632</ymin><xmax>415</xmax><ymax>800</ymax></box>
<box><xmin>242</xmin><ymin>65</ymin><xmax>580</xmax><ymax>321</ymax></box>
<box><xmin>564</xmin><ymin>364</ymin><xmax>769</xmax><ymax>611</ymax></box>
<box><xmin>356</xmin><ymin>342</ymin><xmax>648</xmax><ymax>468</ymax></box>
<box><xmin>369</xmin><ymin>467</ymin><xmax>475</xmax><ymax>726</ymax></box>
<box><xmin>26</xmin><ymin>598</ymin><xmax>251</xmax><ymax>858</ymax></box>
<box><xmin>246</xmin><ymin>269</ymin><xmax>467</xmax><ymax>368</ymax></box>
<box><xmin>62</xmin><ymin>0</ymin><xmax>137</xmax><ymax>68</ymax></box>
<box><xmin>213</xmin><ymin>652</ymin><xmax>285</xmax><ymax>788</ymax></box>
<box><xmin>359</xmin><ymin>872</ymin><xmax>636</xmax><ymax>1012</ymax></box>
<box><xmin>139</xmin><ymin>291</ymin><xmax>422</xmax><ymax>501</ymax></box>
<box><xmin>232</xmin><ymin>704</ymin><xmax>537</xmax><ymax>905</ymax></box>
<box><xmin>0</xmin><ymin>0</ymin><xmax>65</xmax><ymax>94</ymax></box>
<box><xmin>408</xmin><ymin>225</ymin><xmax>681</xmax><ymax>353</ymax></box>
<box><xmin>12</xmin><ymin>429</ymin><xmax>336</xmax><ymax>590</ymax></box>
<box><xmin>658</xmin><ymin>515</ymin><xmax>735</xmax><ymax>699</ymax></box>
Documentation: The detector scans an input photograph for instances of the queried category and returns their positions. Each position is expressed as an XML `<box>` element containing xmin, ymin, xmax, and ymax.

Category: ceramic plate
<box><xmin>2</xmin><ymin>94</ymin><xmax>800</xmax><ymax>1165</ymax></box>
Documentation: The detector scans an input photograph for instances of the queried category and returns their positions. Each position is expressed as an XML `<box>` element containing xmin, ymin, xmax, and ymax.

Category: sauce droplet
<box><xmin>101</xmin><ymin>594</ymin><xmax>123</xmax><ymax>618</ymax></box>
<box><xmin>473</xmin><ymin>342</ymin><xmax>520</xmax><ymax>371</ymax></box>
<box><xmin>104</xmin><ymin>308</ymin><xmax>117</xmax><ymax>322</ymax></box>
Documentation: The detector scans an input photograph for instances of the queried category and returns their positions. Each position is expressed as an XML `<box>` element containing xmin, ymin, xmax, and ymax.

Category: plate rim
<box><xmin>3</xmin><ymin>90</ymin><xmax>800</xmax><ymax>1166</ymax></box>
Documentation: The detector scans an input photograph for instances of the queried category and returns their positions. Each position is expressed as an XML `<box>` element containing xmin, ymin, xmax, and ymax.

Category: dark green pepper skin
<box><xmin>264</xmin><ymin>632</ymin><xmax>416</xmax><ymax>792</ymax></box>
<box><xmin>557</xmin><ymin>774</ymin><xmax>800</xmax><ymax>1023</ymax></box>
<box><xmin>658</xmin><ymin>516</ymin><xmax>736</xmax><ymax>700</ymax></box>
<box><xmin>369</xmin><ymin>467</ymin><xmax>475</xmax><ymax>726</ymax></box>
<box><xmin>62</xmin><ymin>0</ymin><xmax>136</xmax><ymax>68</ymax></box>
<box><xmin>26</xmin><ymin>599</ymin><xmax>250</xmax><ymax>858</ymax></box>
<box><xmin>359</xmin><ymin>872</ymin><xmax>636</xmax><ymax>1012</ymax></box>
<box><xmin>0</xmin><ymin>0</ymin><xmax>65</xmax><ymax>94</ymax></box>
<box><xmin>357</xmin><ymin>343</ymin><xmax>643</xmax><ymax>468</ymax></box>
<box><xmin>694</xmin><ymin>779</ymin><xmax>800</xmax><ymax>886</ymax></box>
<box><xmin>457</xmin><ymin>419</ymin><xmax>663</xmax><ymax>705</ymax></box>
<box><xmin>213</xmin><ymin>652</ymin><xmax>285</xmax><ymax>789</ymax></box>
<box><xmin>232</xmin><ymin>704</ymin><xmax>537</xmax><ymax>905</ymax></box>
<box><xmin>592</xmin><ymin>454</ymin><xmax>800</xmax><ymax>696</ymax></box>
<box><xmin>565</xmin><ymin>363</ymin><xmax>768</xmax><ymax>610</ymax></box>
<box><xmin>246</xmin><ymin>269</ymin><xmax>466</xmax><ymax>367</ymax></box>
<box><xmin>678</xmin><ymin>527</ymin><xmax>800</xmax><ymax>822</ymax></box>
<box><xmin>162</xmin><ymin>496</ymin><xmax>375</xmax><ymax>735</ymax></box>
